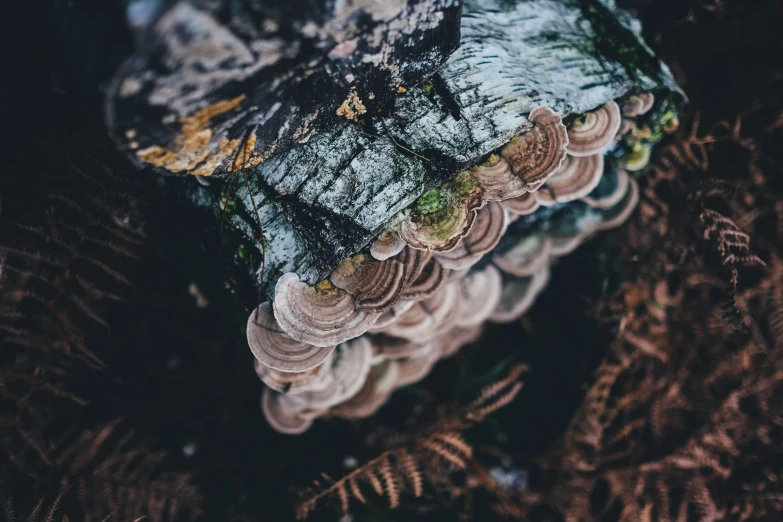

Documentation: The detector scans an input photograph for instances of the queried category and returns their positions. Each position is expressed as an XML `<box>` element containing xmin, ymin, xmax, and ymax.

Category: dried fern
<box><xmin>295</xmin><ymin>365</ymin><xmax>527</xmax><ymax>519</ymax></box>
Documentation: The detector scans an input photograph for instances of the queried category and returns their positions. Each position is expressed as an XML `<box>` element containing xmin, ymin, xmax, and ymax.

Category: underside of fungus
<box><xmin>249</xmin><ymin>92</ymin><xmax>675</xmax><ymax>433</ymax></box>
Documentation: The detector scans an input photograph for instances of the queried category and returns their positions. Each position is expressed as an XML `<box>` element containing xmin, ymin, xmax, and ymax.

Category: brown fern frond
<box><xmin>295</xmin><ymin>365</ymin><xmax>526</xmax><ymax>519</ymax></box>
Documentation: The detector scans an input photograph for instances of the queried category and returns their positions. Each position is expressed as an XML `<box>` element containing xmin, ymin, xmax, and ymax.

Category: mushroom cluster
<box><xmin>251</xmin><ymin>97</ymin><xmax>666</xmax><ymax>433</ymax></box>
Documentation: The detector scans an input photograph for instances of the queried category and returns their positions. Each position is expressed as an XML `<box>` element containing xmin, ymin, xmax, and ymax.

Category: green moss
<box><xmin>451</xmin><ymin>173</ymin><xmax>477</xmax><ymax>199</ymax></box>
<box><xmin>419</xmin><ymin>80</ymin><xmax>434</xmax><ymax>94</ymax></box>
<box><xmin>416</xmin><ymin>188</ymin><xmax>444</xmax><ymax>214</ymax></box>
<box><xmin>237</xmin><ymin>244</ymin><xmax>248</xmax><ymax>259</ymax></box>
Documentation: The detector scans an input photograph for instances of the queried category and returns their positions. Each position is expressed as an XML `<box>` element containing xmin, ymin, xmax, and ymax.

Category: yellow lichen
<box><xmin>135</xmin><ymin>95</ymin><xmax>246</xmax><ymax>176</ymax></box>
<box><xmin>336</xmin><ymin>89</ymin><xmax>367</xmax><ymax>121</ymax></box>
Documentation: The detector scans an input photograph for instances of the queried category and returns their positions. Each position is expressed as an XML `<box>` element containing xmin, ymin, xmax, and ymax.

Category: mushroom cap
<box><xmin>596</xmin><ymin>178</ymin><xmax>640</xmax><ymax>231</ymax></box>
<box><xmin>433</xmin><ymin>201</ymin><xmax>508</xmax><ymax>269</ymax></box>
<box><xmin>436</xmin><ymin>324</ymin><xmax>484</xmax><ymax>358</ymax></box>
<box><xmin>261</xmin><ymin>388</ymin><xmax>313</xmax><ymax>435</ymax></box>
<box><xmin>399</xmin><ymin>200</ymin><xmax>479</xmax><ymax>252</ymax></box>
<box><xmin>370</xmin><ymin>231</ymin><xmax>406</xmax><ymax>261</ymax></box>
<box><xmin>399</xmin><ymin>258</ymin><xmax>448</xmax><ymax>301</ymax></box>
<box><xmin>330</xmin><ymin>254</ymin><xmax>407</xmax><ymax>312</ymax></box>
<box><xmin>368</xmin><ymin>299</ymin><xmax>416</xmax><ymax>332</ymax></box>
<box><xmin>622</xmin><ymin>92</ymin><xmax>655</xmax><ymax>117</ymax></box>
<box><xmin>469</xmin><ymin>154</ymin><xmax>526</xmax><ymax>201</ymax></box>
<box><xmin>394</xmin><ymin>351</ymin><xmax>439</xmax><ymax>388</ymax></box>
<box><xmin>489</xmin><ymin>268</ymin><xmax>551</xmax><ymax>323</ymax></box>
<box><xmin>253</xmin><ymin>350</ymin><xmax>335</xmax><ymax>394</ymax></box>
<box><xmin>548</xmin><ymin>210</ymin><xmax>603</xmax><ymax>257</ymax></box>
<box><xmin>247</xmin><ymin>302</ymin><xmax>336</xmax><ymax>372</ymax></box>
<box><xmin>456</xmin><ymin>265</ymin><xmax>503</xmax><ymax>327</ymax></box>
<box><xmin>280</xmin><ymin>337</ymin><xmax>374</xmax><ymax>411</ymax></box>
<box><xmin>330</xmin><ymin>361</ymin><xmax>399</xmax><ymax>419</ymax></box>
<box><xmin>535</xmin><ymin>154</ymin><xmax>605</xmax><ymax>206</ymax></box>
<box><xmin>566</xmin><ymin>101</ymin><xmax>622</xmax><ymax>157</ymax></box>
<box><xmin>383</xmin><ymin>283</ymin><xmax>460</xmax><ymax>341</ymax></box>
<box><xmin>582</xmin><ymin>167</ymin><xmax>630</xmax><ymax>209</ymax></box>
<box><xmin>273</xmin><ymin>273</ymin><xmax>379</xmax><ymax>347</ymax></box>
<box><xmin>394</xmin><ymin>247</ymin><xmax>431</xmax><ymax>288</ymax></box>
<box><xmin>500</xmin><ymin>192</ymin><xmax>540</xmax><ymax>216</ymax></box>
<box><xmin>500</xmin><ymin>106</ymin><xmax>569</xmax><ymax>191</ymax></box>
<box><xmin>492</xmin><ymin>233</ymin><xmax>552</xmax><ymax>277</ymax></box>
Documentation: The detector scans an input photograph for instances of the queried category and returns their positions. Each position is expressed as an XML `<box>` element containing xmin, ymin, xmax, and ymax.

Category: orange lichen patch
<box><xmin>396</xmin><ymin>86</ymin><xmax>407</xmax><ymax>93</ymax></box>
<box><xmin>135</xmin><ymin>95</ymin><xmax>247</xmax><ymax>176</ymax></box>
<box><xmin>336</xmin><ymin>89</ymin><xmax>367</xmax><ymax>121</ymax></box>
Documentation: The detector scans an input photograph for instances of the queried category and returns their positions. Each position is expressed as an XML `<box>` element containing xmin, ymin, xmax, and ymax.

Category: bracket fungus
<box><xmin>247</xmin><ymin>302</ymin><xmax>335</xmax><ymax>373</ymax></box>
<box><xmin>566</xmin><ymin>102</ymin><xmax>623</xmax><ymax>157</ymax></box>
<box><xmin>273</xmin><ymin>273</ymin><xmax>378</xmax><ymax>347</ymax></box>
<box><xmin>455</xmin><ymin>265</ymin><xmax>503</xmax><ymax>327</ymax></box>
<box><xmin>500</xmin><ymin>193</ymin><xmax>540</xmax><ymax>217</ymax></box>
<box><xmin>369</xmin><ymin>231</ymin><xmax>407</xmax><ymax>261</ymax></box>
<box><xmin>499</xmin><ymin>106</ymin><xmax>569</xmax><ymax>193</ymax></box>
<box><xmin>262</xmin><ymin>388</ymin><xmax>312</xmax><ymax>435</ymax></box>
<box><xmin>398</xmin><ymin>184</ymin><xmax>482</xmax><ymax>252</ymax></box>
<box><xmin>254</xmin><ymin>352</ymin><xmax>334</xmax><ymax>395</ymax></box>
<box><xmin>493</xmin><ymin>233</ymin><xmax>553</xmax><ymax>278</ymax></box>
<box><xmin>535</xmin><ymin>154</ymin><xmax>605</xmax><ymax>206</ymax></box>
<box><xmin>489</xmin><ymin>268</ymin><xmax>551</xmax><ymax>324</ymax></box>
<box><xmin>434</xmin><ymin>201</ymin><xmax>508</xmax><ymax>270</ymax></box>
<box><xmin>399</xmin><ymin>258</ymin><xmax>449</xmax><ymax>301</ymax></box>
<box><xmin>622</xmin><ymin>92</ymin><xmax>656</xmax><ymax>117</ymax></box>
<box><xmin>583</xmin><ymin>168</ymin><xmax>631</xmax><ymax>209</ymax></box>
<box><xmin>330</xmin><ymin>255</ymin><xmax>407</xmax><ymax>313</ymax></box>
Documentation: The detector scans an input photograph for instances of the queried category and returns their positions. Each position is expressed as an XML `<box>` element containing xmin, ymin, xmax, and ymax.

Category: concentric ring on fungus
<box><xmin>273</xmin><ymin>273</ymin><xmax>379</xmax><ymax>347</ymax></box>
<box><xmin>535</xmin><ymin>154</ymin><xmax>605</xmax><ymax>206</ymax></box>
<box><xmin>499</xmin><ymin>106</ymin><xmax>569</xmax><ymax>192</ymax></box>
<box><xmin>468</xmin><ymin>154</ymin><xmax>523</xmax><ymax>201</ymax></box>
<box><xmin>434</xmin><ymin>201</ymin><xmax>508</xmax><ymax>270</ymax></box>
<box><xmin>582</xmin><ymin>167</ymin><xmax>630</xmax><ymax>209</ymax></box>
<box><xmin>280</xmin><ymin>337</ymin><xmax>373</xmax><ymax>412</ymax></box>
<box><xmin>399</xmin><ymin>258</ymin><xmax>448</xmax><ymax>301</ymax></box>
<box><xmin>247</xmin><ymin>302</ymin><xmax>336</xmax><ymax>372</ymax></box>
<box><xmin>622</xmin><ymin>92</ymin><xmax>655</xmax><ymax>117</ymax></box>
<box><xmin>330</xmin><ymin>254</ymin><xmax>406</xmax><ymax>312</ymax></box>
<box><xmin>436</xmin><ymin>324</ymin><xmax>484</xmax><ymax>358</ymax></box>
<box><xmin>371</xmin><ymin>334</ymin><xmax>435</xmax><ymax>360</ymax></box>
<box><xmin>253</xmin><ymin>350</ymin><xmax>334</xmax><ymax>394</ymax></box>
<box><xmin>456</xmin><ymin>265</ymin><xmax>503</xmax><ymax>327</ymax></box>
<box><xmin>566</xmin><ymin>101</ymin><xmax>622</xmax><ymax>157</ymax></box>
<box><xmin>500</xmin><ymin>192</ymin><xmax>540</xmax><ymax>217</ymax></box>
<box><xmin>370</xmin><ymin>231</ymin><xmax>406</xmax><ymax>261</ymax></box>
<box><xmin>493</xmin><ymin>233</ymin><xmax>553</xmax><ymax>277</ymax></box>
<box><xmin>399</xmin><ymin>199</ymin><xmax>479</xmax><ymax>252</ymax></box>
<box><xmin>489</xmin><ymin>268</ymin><xmax>551</xmax><ymax>324</ymax></box>
<box><xmin>262</xmin><ymin>388</ymin><xmax>313</xmax><ymax>435</ymax></box>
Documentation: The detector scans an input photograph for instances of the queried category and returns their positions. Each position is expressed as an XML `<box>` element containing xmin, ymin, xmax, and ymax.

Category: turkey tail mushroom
<box><xmin>500</xmin><ymin>192</ymin><xmax>540</xmax><ymax>217</ymax></box>
<box><xmin>399</xmin><ymin>258</ymin><xmax>448</xmax><ymax>301</ymax></box>
<box><xmin>489</xmin><ymin>268</ymin><xmax>551</xmax><ymax>324</ymax></box>
<box><xmin>273</xmin><ymin>273</ymin><xmax>379</xmax><ymax>347</ymax></box>
<box><xmin>370</xmin><ymin>231</ymin><xmax>406</xmax><ymax>261</ymax></box>
<box><xmin>500</xmin><ymin>106</ymin><xmax>569</xmax><ymax>192</ymax></box>
<box><xmin>434</xmin><ymin>201</ymin><xmax>508</xmax><ymax>270</ymax></box>
<box><xmin>262</xmin><ymin>388</ymin><xmax>313</xmax><ymax>435</ymax></box>
<box><xmin>330</xmin><ymin>255</ymin><xmax>406</xmax><ymax>313</ymax></box>
<box><xmin>247</xmin><ymin>302</ymin><xmax>336</xmax><ymax>372</ymax></box>
<box><xmin>492</xmin><ymin>233</ymin><xmax>553</xmax><ymax>278</ymax></box>
<box><xmin>582</xmin><ymin>167</ymin><xmax>630</xmax><ymax>209</ymax></box>
<box><xmin>455</xmin><ymin>265</ymin><xmax>503</xmax><ymax>327</ymax></box>
<box><xmin>566</xmin><ymin>101</ymin><xmax>622</xmax><ymax>157</ymax></box>
<box><xmin>535</xmin><ymin>154</ymin><xmax>605</xmax><ymax>206</ymax></box>
<box><xmin>399</xmin><ymin>188</ymin><xmax>481</xmax><ymax>252</ymax></box>
<box><xmin>622</xmin><ymin>92</ymin><xmax>655</xmax><ymax>117</ymax></box>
